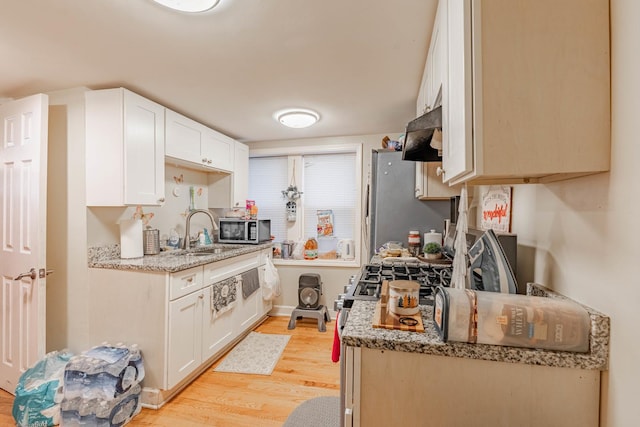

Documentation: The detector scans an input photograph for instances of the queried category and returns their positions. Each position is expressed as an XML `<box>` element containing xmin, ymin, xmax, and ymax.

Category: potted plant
<box><xmin>423</xmin><ymin>242</ymin><xmax>442</xmax><ymax>260</ymax></box>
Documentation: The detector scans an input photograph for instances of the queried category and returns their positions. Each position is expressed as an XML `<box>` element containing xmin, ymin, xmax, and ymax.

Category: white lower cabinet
<box><xmin>88</xmin><ymin>249</ymin><xmax>272</xmax><ymax>407</ymax></box>
<box><xmin>167</xmin><ymin>289</ymin><xmax>204</xmax><ymax>388</ymax></box>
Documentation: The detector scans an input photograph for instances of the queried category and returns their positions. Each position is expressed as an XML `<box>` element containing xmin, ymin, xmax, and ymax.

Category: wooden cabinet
<box><xmin>165</xmin><ymin>109</ymin><xmax>234</xmax><ymax>172</ymax></box>
<box><xmin>85</xmin><ymin>88</ymin><xmax>165</xmax><ymax>206</ymax></box>
<box><xmin>208</xmin><ymin>141</ymin><xmax>249</xmax><ymax>209</ymax></box>
<box><xmin>439</xmin><ymin>0</ymin><xmax>610</xmax><ymax>185</ymax></box>
<box><xmin>344</xmin><ymin>346</ymin><xmax>600</xmax><ymax>427</ymax></box>
<box><xmin>88</xmin><ymin>249</ymin><xmax>273</xmax><ymax>407</ymax></box>
<box><xmin>415</xmin><ymin>161</ymin><xmax>461</xmax><ymax>200</ymax></box>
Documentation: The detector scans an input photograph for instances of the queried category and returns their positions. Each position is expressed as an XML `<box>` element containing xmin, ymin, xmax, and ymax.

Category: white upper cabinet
<box><xmin>201</xmin><ymin>128</ymin><xmax>234</xmax><ymax>172</ymax></box>
<box><xmin>208</xmin><ymin>141</ymin><xmax>249</xmax><ymax>209</ymax></box>
<box><xmin>440</xmin><ymin>0</ymin><xmax>610</xmax><ymax>185</ymax></box>
<box><xmin>415</xmin><ymin>161</ymin><xmax>461</xmax><ymax>200</ymax></box>
<box><xmin>166</xmin><ymin>109</ymin><xmax>233</xmax><ymax>172</ymax></box>
<box><xmin>417</xmin><ymin>0</ymin><xmax>446</xmax><ymax>116</ymax></box>
<box><xmin>165</xmin><ymin>109</ymin><xmax>203</xmax><ymax>165</ymax></box>
<box><xmin>86</xmin><ymin>88</ymin><xmax>165</xmax><ymax>206</ymax></box>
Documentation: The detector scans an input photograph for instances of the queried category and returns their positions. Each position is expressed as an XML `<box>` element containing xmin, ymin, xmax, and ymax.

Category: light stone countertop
<box><xmin>342</xmin><ymin>283</ymin><xmax>609</xmax><ymax>371</ymax></box>
<box><xmin>88</xmin><ymin>243</ymin><xmax>273</xmax><ymax>273</ymax></box>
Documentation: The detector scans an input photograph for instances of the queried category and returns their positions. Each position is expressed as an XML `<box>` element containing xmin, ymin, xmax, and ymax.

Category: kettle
<box><xmin>337</xmin><ymin>239</ymin><xmax>355</xmax><ymax>260</ymax></box>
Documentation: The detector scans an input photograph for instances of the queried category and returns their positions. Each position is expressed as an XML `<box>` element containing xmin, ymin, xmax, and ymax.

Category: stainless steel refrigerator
<box><xmin>367</xmin><ymin>150</ymin><xmax>450</xmax><ymax>258</ymax></box>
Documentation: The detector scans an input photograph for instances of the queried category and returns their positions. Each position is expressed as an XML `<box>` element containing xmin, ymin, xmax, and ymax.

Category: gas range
<box><xmin>342</xmin><ymin>258</ymin><xmax>452</xmax><ymax>308</ymax></box>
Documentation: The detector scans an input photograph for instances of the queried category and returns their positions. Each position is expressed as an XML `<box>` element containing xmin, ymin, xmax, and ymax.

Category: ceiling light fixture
<box><xmin>152</xmin><ymin>0</ymin><xmax>220</xmax><ymax>13</ymax></box>
<box><xmin>275</xmin><ymin>109</ymin><xmax>320</xmax><ymax>129</ymax></box>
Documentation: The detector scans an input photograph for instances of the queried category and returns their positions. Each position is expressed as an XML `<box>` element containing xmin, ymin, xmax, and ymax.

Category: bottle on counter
<box><xmin>304</xmin><ymin>237</ymin><xmax>318</xmax><ymax>260</ymax></box>
<box><xmin>408</xmin><ymin>230</ymin><xmax>421</xmax><ymax>257</ymax></box>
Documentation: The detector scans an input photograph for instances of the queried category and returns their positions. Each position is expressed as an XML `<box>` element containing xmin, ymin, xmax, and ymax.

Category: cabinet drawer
<box><xmin>203</xmin><ymin>251</ymin><xmax>262</xmax><ymax>285</ymax></box>
<box><xmin>170</xmin><ymin>266</ymin><xmax>204</xmax><ymax>300</ymax></box>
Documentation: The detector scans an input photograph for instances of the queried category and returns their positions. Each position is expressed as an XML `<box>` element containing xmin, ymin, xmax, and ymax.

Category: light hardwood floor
<box><xmin>0</xmin><ymin>316</ymin><xmax>340</xmax><ymax>426</ymax></box>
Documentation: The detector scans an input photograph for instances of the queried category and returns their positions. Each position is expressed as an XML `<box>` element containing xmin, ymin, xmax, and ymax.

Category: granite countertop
<box><xmin>88</xmin><ymin>242</ymin><xmax>273</xmax><ymax>273</ymax></box>
<box><xmin>342</xmin><ymin>283</ymin><xmax>609</xmax><ymax>371</ymax></box>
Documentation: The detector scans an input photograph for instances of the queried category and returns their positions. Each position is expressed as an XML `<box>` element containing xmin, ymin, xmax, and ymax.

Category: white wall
<box><xmin>246</xmin><ymin>133</ymin><xmax>402</xmax><ymax>315</ymax></box>
<box><xmin>87</xmin><ymin>164</ymin><xmax>219</xmax><ymax>247</ymax></box>
<box><xmin>46</xmin><ymin>88</ymin><xmax>90</xmax><ymax>354</ymax></box>
<box><xmin>507</xmin><ymin>1</ymin><xmax>638</xmax><ymax>424</ymax></box>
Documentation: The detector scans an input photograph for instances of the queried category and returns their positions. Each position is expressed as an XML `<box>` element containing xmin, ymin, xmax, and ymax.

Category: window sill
<box><xmin>273</xmin><ymin>258</ymin><xmax>360</xmax><ymax>268</ymax></box>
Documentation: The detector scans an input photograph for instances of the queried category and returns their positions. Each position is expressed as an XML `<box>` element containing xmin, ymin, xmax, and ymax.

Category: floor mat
<box><xmin>213</xmin><ymin>332</ymin><xmax>290</xmax><ymax>375</ymax></box>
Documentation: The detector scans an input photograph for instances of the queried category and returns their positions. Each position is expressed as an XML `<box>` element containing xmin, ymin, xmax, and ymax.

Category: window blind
<box><xmin>248</xmin><ymin>156</ymin><xmax>288</xmax><ymax>242</ymax></box>
<box><xmin>303</xmin><ymin>153</ymin><xmax>357</xmax><ymax>240</ymax></box>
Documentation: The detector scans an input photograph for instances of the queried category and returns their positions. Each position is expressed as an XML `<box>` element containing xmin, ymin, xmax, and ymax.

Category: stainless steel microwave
<box><xmin>218</xmin><ymin>218</ymin><xmax>271</xmax><ymax>244</ymax></box>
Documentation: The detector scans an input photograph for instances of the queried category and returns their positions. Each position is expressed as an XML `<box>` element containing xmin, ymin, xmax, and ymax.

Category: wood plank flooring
<box><xmin>0</xmin><ymin>316</ymin><xmax>340</xmax><ymax>426</ymax></box>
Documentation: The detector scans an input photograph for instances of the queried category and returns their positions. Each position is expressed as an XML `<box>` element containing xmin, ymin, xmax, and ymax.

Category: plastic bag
<box><xmin>262</xmin><ymin>256</ymin><xmax>281</xmax><ymax>301</ymax></box>
<box><xmin>291</xmin><ymin>239</ymin><xmax>305</xmax><ymax>260</ymax></box>
<box><xmin>13</xmin><ymin>349</ymin><xmax>74</xmax><ymax>427</ymax></box>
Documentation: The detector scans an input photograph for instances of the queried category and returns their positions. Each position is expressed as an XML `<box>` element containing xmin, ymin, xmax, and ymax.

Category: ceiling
<box><xmin>0</xmin><ymin>0</ymin><xmax>437</xmax><ymax>143</ymax></box>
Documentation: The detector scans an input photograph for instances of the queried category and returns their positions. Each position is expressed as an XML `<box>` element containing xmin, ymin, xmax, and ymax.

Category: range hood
<box><xmin>401</xmin><ymin>105</ymin><xmax>443</xmax><ymax>162</ymax></box>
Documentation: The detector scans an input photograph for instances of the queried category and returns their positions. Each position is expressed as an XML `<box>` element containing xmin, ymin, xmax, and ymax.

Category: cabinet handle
<box><xmin>198</xmin><ymin>294</ymin><xmax>204</xmax><ymax>299</ymax></box>
<box><xmin>158</xmin><ymin>197</ymin><xmax>165</xmax><ymax>203</ymax></box>
<box><xmin>207</xmin><ymin>159</ymin><xmax>212</xmax><ymax>164</ymax></box>
<box><xmin>202</xmin><ymin>158</ymin><xmax>208</xmax><ymax>163</ymax></box>
<box><xmin>186</xmin><ymin>277</ymin><xmax>193</xmax><ymax>283</ymax></box>
<box><xmin>436</xmin><ymin>166</ymin><xmax>444</xmax><ymax>177</ymax></box>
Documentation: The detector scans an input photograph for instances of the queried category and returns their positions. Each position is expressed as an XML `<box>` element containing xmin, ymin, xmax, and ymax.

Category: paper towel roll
<box><xmin>120</xmin><ymin>219</ymin><xmax>143</xmax><ymax>259</ymax></box>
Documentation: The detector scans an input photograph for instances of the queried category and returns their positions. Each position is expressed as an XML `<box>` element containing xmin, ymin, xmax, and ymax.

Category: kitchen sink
<box><xmin>184</xmin><ymin>245</ymin><xmax>242</xmax><ymax>256</ymax></box>
<box><xmin>187</xmin><ymin>248</ymin><xmax>225</xmax><ymax>256</ymax></box>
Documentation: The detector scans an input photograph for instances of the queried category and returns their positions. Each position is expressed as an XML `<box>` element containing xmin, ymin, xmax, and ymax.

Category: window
<box><xmin>248</xmin><ymin>144</ymin><xmax>362</xmax><ymax>265</ymax></box>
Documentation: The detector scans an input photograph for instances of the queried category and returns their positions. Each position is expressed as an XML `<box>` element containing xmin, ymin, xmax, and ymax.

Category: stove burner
<box><xmin>344</xmin><ymin>258</ymin><xmax>453</xmax><ymax>307</ymax></box>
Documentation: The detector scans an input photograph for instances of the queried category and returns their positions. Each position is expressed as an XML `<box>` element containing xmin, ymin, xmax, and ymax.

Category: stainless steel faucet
<box><xmin>182</xmin><ymin>209</ymin><xmax>218</xmax><ymax>249</ymax></box>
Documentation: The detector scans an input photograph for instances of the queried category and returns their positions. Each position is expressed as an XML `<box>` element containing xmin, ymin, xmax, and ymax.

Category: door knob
<box><xmin>14</xmin><ymin>268</ymin><xmax>37</xmax><ymax>281</ymax></box>
<box><xmin>436</xmin><ymin>166</ymin><xmax>444</xmax><ymax>177</ymax></box>
<box><xmin>39</xmin><ymin>269</ymin><xmax>54</xmax><ymax>278</ymax></box>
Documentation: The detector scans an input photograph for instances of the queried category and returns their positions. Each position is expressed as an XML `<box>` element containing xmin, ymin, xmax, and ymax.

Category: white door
<box><xmin>0</xmin><ymin>94</ymin><xmax>48</xmax><ymax>394</ymax></box>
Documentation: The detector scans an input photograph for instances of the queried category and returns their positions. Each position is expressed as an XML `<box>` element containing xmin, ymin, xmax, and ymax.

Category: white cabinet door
<box><xmin>201</xmin><ymin>285</ymin><xmax>235</xmax><ymax>361</ymax></box>
<box><xmin>237</xmin><ymin>286</ymin><xmax>260</xmax><ymax>332</ymax></box>
<box><xmin>167</xmin><ymin>290</ymin><xmax>204</xmax><ymax>389</ymax></box>
<box><xmin>414</xmin><ymin>161</ymin><xmax>461</xmax><ymax>200</ymax></box>
<box><xmin>441</xmin><ymin>0</ymin><xmax>473</xmax><ymax>184</ymax></box>
<box><xmin>165</xmin><ymin>109</ymin><xmax>202</xmax><ymax>164</ymax></box>
<box><xmin>208</xmin><ymin>141</ymin><xmax>248</xmax><ymax>209</ymax></box>
<box><xmin>416</xmin><ymin>0</ymin><xmax>446</xmax><ymax>117</ymax></box>
<box><xmin>429</xmin><ymin>0</ymin><xmax>446</xmax><ymax>109</ymax></box>
<box><xmin>86</xmin><ymin>88</ymin><xmax>165</xmax><ymax>206</ymax></box>
<box><xmin>232</xmin><ymin>142</ymin><xmax>249</xmax><ymax>208</ymax></box>
<box><xmin>202</xmin><ymin>129</ymin><xmax>234</xmax><ymax>172</ymax></box>
<box><xmin>123</xmin><ymin>90</ymin><xmax>166</xmax><ymax>205</ymax></box>
<box><xmin>344</xmin><ymin>346</ymin><xmax>361</xmax><ymax>427</ymax></box>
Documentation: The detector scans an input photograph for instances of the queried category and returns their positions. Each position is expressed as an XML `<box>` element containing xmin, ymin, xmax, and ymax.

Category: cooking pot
<box><xmin>337</xmin><ymin>239</ymin><xmax>355</xmax><ymax>260</ymax></box>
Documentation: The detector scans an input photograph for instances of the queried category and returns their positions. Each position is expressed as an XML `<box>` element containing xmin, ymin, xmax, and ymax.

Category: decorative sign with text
<box><xmin>480</xmin><ymin>186</ymin><xmax>512</xmax><ymax>233</ymax></box>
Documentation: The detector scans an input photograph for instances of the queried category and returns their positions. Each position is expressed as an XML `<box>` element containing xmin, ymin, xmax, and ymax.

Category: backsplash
<box><xmin>87</xmin><ymin>164</ymin><xmax>221</xmax><ymax>246</ymax></box>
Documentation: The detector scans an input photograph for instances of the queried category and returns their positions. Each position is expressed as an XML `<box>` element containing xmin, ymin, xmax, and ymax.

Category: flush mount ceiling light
<box><xmin>152</xmin><ymin>0</ymin><xmax>220</xmax><ymax>13</ymax></box>
<box><xmin>275</xmin><ymin>109</ymin><xmax>320</xmax><ymax>129</ymax></box>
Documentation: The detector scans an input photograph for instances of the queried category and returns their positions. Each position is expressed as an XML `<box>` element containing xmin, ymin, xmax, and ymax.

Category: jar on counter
<box><xmin>304</xmin><ymin>237</ymin><xmax>318</xmax><ymax>260</ymax></box>
<box><xmin>408</xmin><ymin>230</ymin><xmax>421</xmax><ymax>257</ymax></box>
